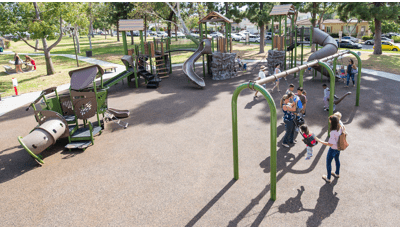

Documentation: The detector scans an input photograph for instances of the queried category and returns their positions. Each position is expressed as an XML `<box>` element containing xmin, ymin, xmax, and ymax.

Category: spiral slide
<box><xmin>182</xmin><ymin>39</ymin><xmax>212</xmax><ymax>88</ymax></box>
<box><xmin>307</xmin><ymin>28</ymin><xmax>339</xmax><ymax>78</ymax></box>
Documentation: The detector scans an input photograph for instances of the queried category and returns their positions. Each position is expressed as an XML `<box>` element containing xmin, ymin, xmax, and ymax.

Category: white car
<box><xmin>265</xmin><ymin>32</ymin><xmax>272</xmax><ymax>40</ymax></box>
<box><xmin>173</xmin><ymin>32</ymin><xmax>185</xmax><ymax>37</ymax></box>
<box><xmin>157</xmin><ymin>31</ymin><xmax>168</xmax><ymax>37</ymax></box>
<box><xmin>231</xmin><ymin>33</ymin><xmax>242</xmax><ymax>41</ymax></box>
<box><xmin>210</xmin><ymin>32</ymin><xmax>224</xmax><ymax>38</ymax></box>
<box><xmin>248</xmin><ymin>35</ymin><xmax>258</xmax><ymax>43</ymax></box>
<box><xmin>149</xmin><ymin>31</ymin><xmax>157</xmax><ymax>36</ymax></box>
<box><xmin>190</xmin><ymin>33</ymin><xmax>199</xmax><ymax>38</ymax></box>
<box><xmin>364</xmin><ymin>37</ymin><xmax>391</xmax><ymax>45</ymax></box>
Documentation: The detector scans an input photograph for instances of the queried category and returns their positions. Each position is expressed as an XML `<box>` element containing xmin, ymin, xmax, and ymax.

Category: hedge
<box><xmin>393</xmin><ymin>36</ymin><xmax>400</xmax><ymax>43</ymax></box>
<box><xmin>362</xmin><ymin>35</ymin><xmax>373</xmax><ymax>41</ymax></box>
<box><xmin>4</xmin><ymin>39</ymin><xmax>10</xmax><ymax>49</ymax></box>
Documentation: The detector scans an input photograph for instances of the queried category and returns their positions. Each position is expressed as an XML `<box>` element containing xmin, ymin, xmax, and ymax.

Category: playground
<box><xmin>1</xmin><ymin>61</ymin><xmax>400</xmax><ymax>226</ymax></box>
<box><xmin>1</xmin><ymin>5</ymin><xmax>400</xmax><ymax>227</ymax></box>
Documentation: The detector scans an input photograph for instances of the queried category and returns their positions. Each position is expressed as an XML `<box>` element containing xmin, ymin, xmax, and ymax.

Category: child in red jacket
<box><xmin>300</xmin><ymin>124</ymin><xmax>317</xmax><ymax>160</ymax></box>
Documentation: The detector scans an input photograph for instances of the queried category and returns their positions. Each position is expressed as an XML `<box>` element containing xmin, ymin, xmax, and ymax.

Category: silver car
<box><xmin>364</xmin><ymin>37</ymin><xmax>391</xmax><ymax>45</ymax></box>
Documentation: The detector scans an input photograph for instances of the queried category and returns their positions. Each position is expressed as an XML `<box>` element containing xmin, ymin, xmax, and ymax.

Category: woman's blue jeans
<box><xmin>283</xmin><ymin>119</ymin><xmax>295</xmax><ymax>145</ymax></box>
<box><xmin>326</xmin><ymin>147</ymin><xmax>340</xmax><ymax>180</ymax></box>
<box><xmin>346</xmin><ymin>73</ymin><xmax>355</xmax><ymax>86</ymax></box>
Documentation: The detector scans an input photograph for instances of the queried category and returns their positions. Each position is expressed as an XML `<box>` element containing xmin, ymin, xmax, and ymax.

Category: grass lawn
<box><xmin>2</xmin><ymin>36</ymin><xmax>399</xmax><ymax>97</ymax></box>
<box><xmin>0</xmin><ymin>54</ymin><xmax>89</xmax><ymax>97</ymax></box>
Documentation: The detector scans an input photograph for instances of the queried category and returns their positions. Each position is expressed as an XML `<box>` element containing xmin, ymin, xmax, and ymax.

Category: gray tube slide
<box><xmin>183</xmin><ymin>39</ymin><xmax>212</xmax><ymax>88</ymax></box>
<box><xmin>307</xmin><ymin>28</ymin><xmax>338</xmax><ymax>77</ymax></box>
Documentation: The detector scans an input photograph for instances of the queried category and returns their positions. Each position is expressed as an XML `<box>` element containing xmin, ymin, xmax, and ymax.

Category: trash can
<box><xmin>0</xmin><ymin>47</ymin><xmax>3</xmax><ymax>52</ymax></box>
<box><xmin>86</xmin><ymin>50</ymin><xmax>92</xmax><ymax>57</ymax></box>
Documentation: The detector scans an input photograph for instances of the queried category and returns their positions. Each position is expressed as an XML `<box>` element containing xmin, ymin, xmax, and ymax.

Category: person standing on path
<box><xmin>315</xmin><ymin>116</ymin><xmax>342</xmax><ymax>183</ymax></box>
<box><xmin>254</xmin><ymin>66</ymin><xmax>267</xmax><ymax>99</ymax></box>
<box><xmin>271</xmin><ymin>64</ymin><xmax>281</xmax><ymax>92</ymax></box>
<box><xmin>345</xmin><ymin>59</ymin><xmax>355</xmax><ymax>88</ymax></box>
<box><xmin>280</xmin><ymin>94</ymin><xmax>297</xmax><ymax>148</ymax></box>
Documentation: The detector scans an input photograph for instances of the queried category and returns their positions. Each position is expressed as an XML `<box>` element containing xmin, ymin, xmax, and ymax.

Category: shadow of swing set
<box><xmin>231</xmin><ymin>5</ymin><xmax>361</xmax><ymax>201</ymax></box>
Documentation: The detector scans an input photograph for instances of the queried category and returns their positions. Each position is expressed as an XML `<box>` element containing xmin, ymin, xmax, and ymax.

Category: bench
<box><xmin>3</xmin><ymin>65</ymin><xmax>16</xmax><ymax>74</ymax></box>
<box><xmin>101</xmin><ymin>65</ymin><xmax>118</xmax><ymax>73</ymax></box>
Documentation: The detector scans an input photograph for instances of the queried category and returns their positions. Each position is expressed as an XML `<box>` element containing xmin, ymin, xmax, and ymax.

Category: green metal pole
<box><xmin>200</xmin><ymin>23</ymin><xmax>203</xmax><ymax>39</ymax></box>
<box><xmin>271</xmin><ymin>17</ymin><xmax>274</xmax><ymax>50</ymax></box>
<box><xmin>225</xmin><ymin>22</ymin><xmax>228</xmax><ymax>52</ymax></box>
<box><xmin>318</xmin><ymin>61</ymin><xmax>335</xmax><ymax>136</ymax></box>
<box><xmin>284</xmin><ymin>16</ymin><xmax>287</xmax><ymax>70</ymax></box>
<box><xmin>169</xmin><ymin>37</ymin><xmax>172</xmax><ymax>74</ymax></box>
<box><xmin>294</xmin><ymin>25</ymin><xmax>297</xmax><ymax>78</ymax></box>
<box><xmin>301</xmin><ymin>26</ymin><xmax>304</xmax><ymax>66</ymax></box>
<box><xmin>279</xmin><ymin>16</ymin><xmax>281</xmax><ymax>36</ymax></box>
<box><xmin>148</xmin><ymin>43</ymin><xmax>152</xmax><ymax>77</ymax></box>
<box><xmin>231</xmin><ymin>82</ymin><xmax>277</xmax><ymax>201</ymax></box>
<box><xmin>212</xmin><ymin>37</ymin><xmax>215</xmax><ymax>52</ymax></box>
<box><xmin>299</xmin><ymin>69</ymin><xmax>305</xmax><ymax>88</ymax></box>
<box><xmin>122</xmin><ymin>31</ymin><xmax>128</xmax><ymax>55</ymax></box>
<box><xmin>291</xmin><ymin>17</ymin><xmax>294</xmax><ymax>71</ymax></box>
<box><xmin>140</xmin><ymin>30</ymin><xmax>145</xmax><ymax>54</ymax></box>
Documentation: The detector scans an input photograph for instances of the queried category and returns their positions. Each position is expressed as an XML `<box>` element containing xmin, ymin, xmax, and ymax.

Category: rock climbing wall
<box><xmin>267</xmin><ymin>50</ymin><xmax>285</xmax><ymax>75</ymax></box>
<box><xmin>210</xmin><ymin>52</ymin><xmax>237</xmax><ymax>80</ymax></box>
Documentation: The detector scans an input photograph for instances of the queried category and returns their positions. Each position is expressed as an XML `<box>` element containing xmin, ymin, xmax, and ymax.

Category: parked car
<box><xmin>382</xmin><ymin>32</ymin><xmax>400</xmax><ymax>39</ymax></box>
<box><xmin>132</xmin><ymin>31</ymin><xmax>139</xmax><ymax>36</ymax></box>
<box><xmin>248</xmin><ymin>35</ymin><xmax>258</xmax><ymax>43</ymax></box>
<box><xmin>265</xmin><ymin>32</ymin><xmax>272</xmax><ymax>40</ymax></box>
<box><xmin>190</xmin><ymin>33</ymin><xmax>199</xmax><ymax>38</ymax></box>
<box><xmin>373</xmin><ymin>41</ymin><xmax>400</xmax><ymax>51</ymax></box>
<box><xmin>157</xmin><ymin>31</ymin><xmax>168</xmax><ymax>37</ymax></box>
<box><xmin>149</xmin><ymin>31</ymin><xmax>157</xmax><ymax>36</ymax></box>
<box><xmin>336</xmin><ymin>39</ymin><xmax>362</xmax><ymax>49</ymax></box>
<box><xmin>210</xmin><ymin>32</ymin><xmax>224</xmax><ymax>38</ymax></box>
<box><xmin>342</xmin><ymin>36</ymin><xmax>358</xmax><ymax>43</ymax></box>
<box><xmin>172</xmin><ymin>32</ymin><xmax>185</xmax><ymax>38</ymax></box>
<box><xmin>231</xmin><ymin>33</ymin><xmax>242</xmax><ymax>41</ymax></box>
<box><xmin>364</xmin><ymin>37</ymin><xmax>391</xmax><ymax>45</ymax></box>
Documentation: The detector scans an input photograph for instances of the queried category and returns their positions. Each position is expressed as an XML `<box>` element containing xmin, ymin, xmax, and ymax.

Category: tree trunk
<box><xmin>311</xmin><ymin>2</ymin><xmax>317</xmax><ymax>52</ymax></box>
<box><xmin>117</xmin><ymin>21</ymin><xmax>120</xmax><ymax>42</ymax></box>
<box><xmin>42</xmin><ymin>38</ymin><xmax>55</xmax><ymax>75</ymax></box>
<box><xmin>259</xmin><ymin>3</ymin><xmax>264</xmax><ymax>53</ymax></box>
<box><xmin>34</xmin><ymin>39</ymin><xmax>39</xmax><ymax>52</ymax></box>
<box><xmin>75</xmin><ymin>26</ymin><xmax>81</xmax><ymax>53</ymax></box>
<box><xmin>0</xmin><ymin>38</ymin><xmax>4</xmax><ymax>49</ymax></box>
<box><xmin>110</xmin><ymin>29</ymin><xmax>113</xmax><ymax>37</ymax></box>
<box><xmin>130</xmin><ymin>30</ymin><xmax>134</xmax><ymax>45</ymax></box>
<box><xmin>373</xmin><ymin>18</ymin><xmax>382</xmax><ymax>55</ymax></box>
<box><xmin>104</xmin><ymin>27</ymin><xmax>107</xmax><ymax>40</ymax></box>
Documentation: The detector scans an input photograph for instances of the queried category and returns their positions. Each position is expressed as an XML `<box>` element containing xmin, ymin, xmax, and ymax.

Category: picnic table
<box><xmin>101</xmin><ymin>65</ymin><xmax>118</xmax><ymax>73</ymax></box>
<box><xmin>9</xmin><ymin>60</ymin><xmax>26</xmax><ymax>65</ymax></box>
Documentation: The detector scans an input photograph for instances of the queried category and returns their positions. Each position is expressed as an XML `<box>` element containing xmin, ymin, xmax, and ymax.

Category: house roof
<box><xmin>322</xmin><ymin>19</ymin><xmax>368</xmax><ymax>24</ymax></box>
<box><xmin>269</xmin><ymin>4</ymin><xmax>296</xmax><ymax>16</ymax></box>
<box><xmin>198</xmin><ymin>11</ymin><xmax>233</xmax><ymax>24</ymax></box>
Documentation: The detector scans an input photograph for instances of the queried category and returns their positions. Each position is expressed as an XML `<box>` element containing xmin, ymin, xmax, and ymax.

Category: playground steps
<box><xmin>137</xmin><ymin>69</ymin><xmax>161</xmax><ymax>88</ymax></box>
<box><xmin>70</xmin><ymin>126</ymin><xmax>102</xmax><ymax>139</ymax></box>
<box><xmin>65</xmin><ymin>141</ymin><xmax>92</xmax><ymax>149</ymax></box>
<box><xmin>63</xmin><ymin>115</ymin><xmax>76</xmax><ymax>123</ymax></box>
<box><xmin>155</xmin><ymin>57</ymin><xmax>169</xmax><ymax>78</ymax></box>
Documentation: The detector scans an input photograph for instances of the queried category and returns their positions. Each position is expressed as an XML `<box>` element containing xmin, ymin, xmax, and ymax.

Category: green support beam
<box><xmin>122</xmin><ymin>31</ymin><xmax>128</xmax><ymax>55</ymax></box>
<box><xmin>271</xmin><ymin>17</ymin><xmax>274</xmax><ymax>50</ymax></box>
<box><xmin>231</xmin><ymin>82</ymin><xmax>277</xmax><ymax>201</ymax></box>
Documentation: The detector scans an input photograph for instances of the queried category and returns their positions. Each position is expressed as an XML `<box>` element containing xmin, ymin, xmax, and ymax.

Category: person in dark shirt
<box><xmin>345</xmin><ymin>59</ymin><xmax>355</xmax><ymax>88</ymax></box>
